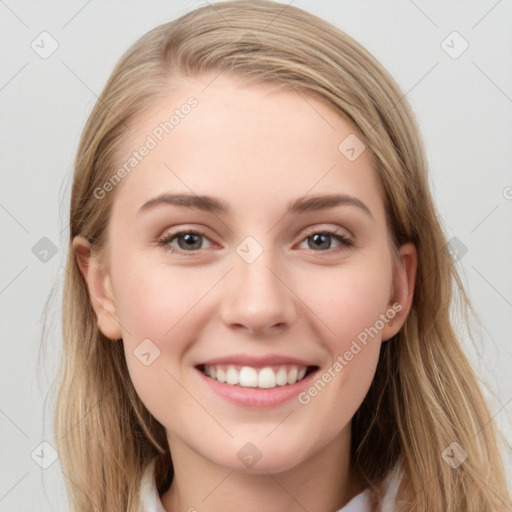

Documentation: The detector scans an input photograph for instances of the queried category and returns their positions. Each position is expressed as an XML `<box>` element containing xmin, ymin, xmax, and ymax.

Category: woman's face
<box><xmin>79</xmin><ymin>74</ymin><xmax>415</xmax><ymax>474</ymax></box>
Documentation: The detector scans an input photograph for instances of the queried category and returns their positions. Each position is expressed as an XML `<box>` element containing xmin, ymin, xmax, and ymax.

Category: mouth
<box><xmin>196</xmin><ymin>363</ymin><xmax>318</xmax><ymax>389</ymax></box>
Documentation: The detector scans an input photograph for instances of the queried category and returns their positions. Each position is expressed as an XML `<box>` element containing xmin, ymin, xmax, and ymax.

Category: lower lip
<box><xmin>197</xmin><ymin>368</ymin><xmax>317</xmax><ymax>408</ymax></box>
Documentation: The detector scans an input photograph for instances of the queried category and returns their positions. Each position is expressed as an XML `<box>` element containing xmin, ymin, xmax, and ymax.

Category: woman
<box><xmin>55</xmin><ymin>1</ymin><xmax>511</xmax><ymax>510</ymax></box>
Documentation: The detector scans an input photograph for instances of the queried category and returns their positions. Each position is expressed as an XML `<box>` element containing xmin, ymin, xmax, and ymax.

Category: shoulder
<box><xmin>337</xmin><ymin>464</ymin><xmax>404</xmax><ymax>512</ymax></box>
<box><xmin>138</xmin><ymin>458</ymin><xmax>167</xmax><ymax>512</ymax></box>
<box><xmin>138</xmin><ymin>459</ymin><xmax>404</xmax><ymax>512</ymax></box>
<box><xmin>379</xmin><ymin>464</ymin><xmax>403</xmax><ymax>511</ymax></box>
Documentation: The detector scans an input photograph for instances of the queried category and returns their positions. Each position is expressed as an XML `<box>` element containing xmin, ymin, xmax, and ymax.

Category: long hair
<box><xmin>54</xmin><ymin>1</ymin><xmax>511</xmax><ymax>510</ymax></box>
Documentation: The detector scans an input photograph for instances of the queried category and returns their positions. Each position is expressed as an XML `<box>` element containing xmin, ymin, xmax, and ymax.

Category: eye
<box><xmin>157</xmin><ymin>228</ymin><xmax>354</xmax><ymax>255</ymax></box>
<box><xmin>157</xmin><ymin>230</ymin><xmax>213</xmax><ymax>254</ymax></box>
<box><xmin>298</xmin><ymin>229</ymin><xmax>354</xmax><ymax>253</ymax></box>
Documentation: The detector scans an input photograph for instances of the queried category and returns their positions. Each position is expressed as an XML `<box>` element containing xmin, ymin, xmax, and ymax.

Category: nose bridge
<box><xmin>220</xmin><ymin>235</ymin><xmax>296</xmax><ymax>334</ymax></box>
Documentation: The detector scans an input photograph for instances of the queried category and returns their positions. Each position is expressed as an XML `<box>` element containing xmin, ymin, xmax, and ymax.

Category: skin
<box><xmin>74</xmin><ymin>74</ymin><xmax>417</xmax><ymax>512</ymax></box>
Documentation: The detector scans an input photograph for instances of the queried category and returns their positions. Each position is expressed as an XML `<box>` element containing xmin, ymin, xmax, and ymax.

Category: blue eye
<box><xmin>299</xmin><ymin>230</ymin><xmax>354</xmax><ymax>252</ymax></box>
<box><xmin>157</xmin><ymin>229</ymin><xmax>354</xmax><ymax>255</ymax></box>
<box><xmin>157</xmin><ymin>230</ymin><xmax>212</xmax><ymax>253</ymax></box>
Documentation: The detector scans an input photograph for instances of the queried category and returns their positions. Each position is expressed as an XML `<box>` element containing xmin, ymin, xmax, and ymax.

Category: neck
<box><xmin>161</xmin><ymin>427</ymin><xmax>365</xmax><ymax>512</ymax></box>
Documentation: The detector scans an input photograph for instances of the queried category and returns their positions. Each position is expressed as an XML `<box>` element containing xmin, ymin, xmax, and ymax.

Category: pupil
<box><xmin>176</xmin><ymin>233</ymin><xmax>332</xmax><ymax>251</ymax></box>
<box><xmin>311</xmin><ymin>233</ymin><xmax>330</xmax><ymax>250</ymax></box>
<box><xmin>180</xmin><ymin>234</ymin><xmax>201</xmax><ymax>250</ymax></box>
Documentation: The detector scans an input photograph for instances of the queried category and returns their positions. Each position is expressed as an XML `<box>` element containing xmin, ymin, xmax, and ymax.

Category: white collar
<box><xmin>138</xmin><ymin>459</ymin><xmax>402</xmax><ymax>512</ymax></box>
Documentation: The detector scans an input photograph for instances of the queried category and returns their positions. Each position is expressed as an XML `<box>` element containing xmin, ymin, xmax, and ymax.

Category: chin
<box><xmin>205</xmin><ymin>440</ymin><xmax>312</xmax><ymax>475</ymax></box>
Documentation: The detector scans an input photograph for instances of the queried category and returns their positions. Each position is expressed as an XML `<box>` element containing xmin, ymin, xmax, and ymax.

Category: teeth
<box><xmin>239</xmin><ymin>366</ymin><xmax>258</xmax><ymax>387</ymax></box>
<box><xmin>216</xmin><ymin>368</ymin><xmax>226</xmax><ymax>383</ymax></box>
<box><xmin>202</xmin><ymin>364</ymin><xmax>310</xmax><ymax>389</ymax></box>
<box><xmin>226</xmin><ymin>366</ymin><xmax>239</xmax><ymax>385</ymax></box>
<box><xmin>276</xmin><ymin>367</ymin><xmax>288</xmax><ymax>386</ymax></box>
<box><xmin>258</xmin><ymin>367</ymin><xmax>276</xmax><ymax>388</ymax></box>
<box><xmin>287</xmin><ymin>367</ymin><xmax>298</xmax><ymax>385</ymax></box>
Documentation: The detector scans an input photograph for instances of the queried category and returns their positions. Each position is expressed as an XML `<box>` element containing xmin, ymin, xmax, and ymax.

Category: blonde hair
<box><xmin>54</xmin><ymin>1</ymin><xmax>511</xmax><ymax>510</ymax></box>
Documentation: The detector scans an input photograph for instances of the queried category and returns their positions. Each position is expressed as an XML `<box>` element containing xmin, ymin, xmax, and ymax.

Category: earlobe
<box><xmin>381</xmin><ymin>242</ymin><xmax>418</xmax><ymax>341</ymax></box>
<box><xmin>72</xmin><ymin>236</ymin><xmax>123</xmax><ymax>340</ymax></box>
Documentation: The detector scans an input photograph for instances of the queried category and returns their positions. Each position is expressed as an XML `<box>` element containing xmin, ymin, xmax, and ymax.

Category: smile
<box><xmin>199</xmin><ymin>364</ymin><xmax>315</xmax><ymax>389</ymax></box>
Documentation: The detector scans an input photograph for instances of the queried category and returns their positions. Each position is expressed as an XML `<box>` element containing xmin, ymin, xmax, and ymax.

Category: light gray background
<box><xmin>1</xmin><ymin>1</ymin><xmax>511</xmax><ymax>510</ymax></box>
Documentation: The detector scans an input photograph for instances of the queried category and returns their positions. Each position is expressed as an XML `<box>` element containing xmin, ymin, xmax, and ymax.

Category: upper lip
<box><xmin>197</xmin><ymin>354</ymin><xmax>317</xmax><ymax>368</ymax></box>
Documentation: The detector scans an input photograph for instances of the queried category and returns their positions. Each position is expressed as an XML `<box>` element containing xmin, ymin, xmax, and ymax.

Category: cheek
<box><xmin>112</xmin><ymin>257</ymin><xmax>213</xmax><ymax>347</ymax></box>
<box><xmin>110</xmin><ymin>259</ymin><xmax>218</xmax><ymax>409</ymax></box>
<box><xmin>294</xmin><ymin>265</ymin><xmax>389</xmax><ymax>440</ymax></box>
<box><xmin>294</xmin><ymin>257</ymin><xmax>392</xmax><ymax>410</ymax></box>
<box><xmin>301</xmin><ymin>257</ymin><xmax>393</xmax><ymax>346</ymax></box>
<box><xmin>111</xmin><ymin>241</ymin><xmax>393</xmax><ymax>427</ymax></box>
<box><xmin>111</xmin><ymin>261</ymin><xmax>206</xmax><ymax>426</ymax></box>
<box><xmin>113</xmin><ymin>246</ymin><xmax>393</xmax><ymax>366</ymax></box>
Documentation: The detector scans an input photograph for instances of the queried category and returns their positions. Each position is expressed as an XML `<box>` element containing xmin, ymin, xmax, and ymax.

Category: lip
<box><xmin>197</xmin><ymin>354</ymin><xmax>315</xmax><ymax>368</ymax></box>
<box><xmin>196</xmin><ymin>365</ymin><xmax>319</xmax><ymax>408</ymax></box>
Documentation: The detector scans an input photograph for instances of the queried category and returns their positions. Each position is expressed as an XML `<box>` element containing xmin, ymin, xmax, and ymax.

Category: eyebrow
<box><xmin>139</xmin><ymin>192</ymin><xmax>373</xmax><ymax>218</ymax></box>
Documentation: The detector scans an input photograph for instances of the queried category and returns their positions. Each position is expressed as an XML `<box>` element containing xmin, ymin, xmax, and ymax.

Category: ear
<box><xmin>381</xmin><ymin>242</ymin><xmax>417</xmax><ymax>342</ymax></box>
<box><xmin>72</xmin><ymin>236</ymin><xmax>123</xmax><ymax>340</ymax></box>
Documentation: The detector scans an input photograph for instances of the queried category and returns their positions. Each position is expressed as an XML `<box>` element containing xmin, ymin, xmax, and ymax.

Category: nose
<box><xmin>219</xmin><ymin>250</ymin><xmax>297</xmax><ymax>336</ymax></box>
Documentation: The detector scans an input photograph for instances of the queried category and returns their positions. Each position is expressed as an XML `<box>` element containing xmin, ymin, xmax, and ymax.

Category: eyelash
<box><xmin>156</xmin><ymin>228</ymin><xmax>354</xmax><ymax>256</ymax></box>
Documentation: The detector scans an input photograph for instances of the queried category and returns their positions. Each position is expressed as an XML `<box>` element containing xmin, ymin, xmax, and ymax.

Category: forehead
<box><xmin>109</xmin><ymin>74</ymin><xmax>384</xmax><ymax>222</ymax></box>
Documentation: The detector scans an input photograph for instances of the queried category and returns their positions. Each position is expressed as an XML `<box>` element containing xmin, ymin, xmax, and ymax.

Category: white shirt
<box><xmin>138</xmin><ymin>459</ymin><xmax>402</xmax><ymax>512</ymax></box>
